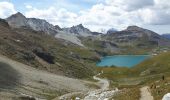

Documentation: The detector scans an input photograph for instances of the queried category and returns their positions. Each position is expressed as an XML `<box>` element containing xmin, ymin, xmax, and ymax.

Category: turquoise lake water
<box><xmin>97</xmin><ymin>55</ymin><xmax>150</xmax><ymax>68</ymax></box>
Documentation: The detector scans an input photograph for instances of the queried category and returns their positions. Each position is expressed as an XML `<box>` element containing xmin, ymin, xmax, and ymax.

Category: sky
<box><xmin>0</xmin><ymin>0</ymin><xmax>170</xmax><ymax>34</ymax></box>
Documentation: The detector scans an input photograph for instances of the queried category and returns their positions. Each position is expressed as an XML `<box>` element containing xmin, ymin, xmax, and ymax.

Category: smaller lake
<box><xmin>97</xmin><ymin>55</ymin><xmax>150</xmax><ymax>68</ymax></box>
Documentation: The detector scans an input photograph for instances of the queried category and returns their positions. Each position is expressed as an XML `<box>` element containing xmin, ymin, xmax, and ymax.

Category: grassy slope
<box><xmin>133</xmin><ymin>52</ymin><xmax>170</xmax><ymax>76</ymax></box>
<box><xmin>113</xmin><ymin>87</ymin><xmax>140</xmax><ymax>100</ymax></box>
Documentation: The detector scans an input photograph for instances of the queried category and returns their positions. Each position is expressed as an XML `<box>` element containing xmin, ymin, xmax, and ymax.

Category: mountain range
<box><xmin>6</xmin><ymin>12</ymin><xmax>170</xmax><ymax>49</ymax></box>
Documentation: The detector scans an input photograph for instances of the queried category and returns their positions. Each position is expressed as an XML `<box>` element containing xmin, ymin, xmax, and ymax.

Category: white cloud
<box><xmin>25</xmin><ymin>7</ymin><xmax>78</xmax><ymax>27</ymax></box>
<box><xmin>21</xmin><ymin>0</ymin><xmax>170</xmax><ymax>31</ymax></box>
<box><xmin>25</xmin><ymin>5</ymin><xmax>33</xmax><ymax>9</ymax></box>
<box><xmin>139</xmin><ymin>8</ymin><xmax>170</xmax><ymax>25</ymax></box>
<box><xmin>105</xmin><ymin>0</ymin><xmax>154</xmax><ymax>11</ymax></box>
<box><xmin>0</xmin><ymin>1</ymin><xmax>16</xmax><ymax>18</ymax></box>
<box><xmin>154</xmin><ymin>0</ymin><xmax>170</xmax><ymax>8</ymax></box>
<box><xmin>80</xmin><ymin>0</ymin><xmax>170</xmax><ymax>31</ymax></box>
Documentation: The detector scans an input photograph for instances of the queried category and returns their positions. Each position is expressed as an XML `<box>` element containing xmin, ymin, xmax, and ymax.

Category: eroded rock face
<box><xmin>33</xmin><ymin>48</ymin><xmax>55</xmax><ymax>64</ymax></box>
<box><xmin>6</xmin><ymin>12</ymin><xmax>59</xmax><ymax>36</ymax></box>
<box><xmin>62</xmin><ymin>24</ymin><xmax>101</xmax><ymax>37</ymax></box>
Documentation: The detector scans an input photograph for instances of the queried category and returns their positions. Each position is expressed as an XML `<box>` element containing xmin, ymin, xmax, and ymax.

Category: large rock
<box><xmin>162</xmin><ymin>93</ymin><xmax>170</xmax><ymax>100</ymax></box>
<box><xmin>33</xmin><ymin>48</ymin><xmax>55</xmax><ymax>64</ymax></box>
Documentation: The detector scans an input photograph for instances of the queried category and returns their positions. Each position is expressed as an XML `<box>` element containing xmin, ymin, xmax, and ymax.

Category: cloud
<box><xmin>0</xmin><ymin>1</ymin><xmax>16</xmax><ymax>18</ymax></box>
<box><xmin>25</xmin><ymin>5</ymin><xmax>33</xmax><ymax>9</ymax></box>
<box><xmin>80</xmin><ymin>0</ymin><xmax>170</xmax><ymax>30</ymax></box>
<box><xmin>139</xmin><ymin>7</ymin><xmax>170</xmax><ymax>25</ymax></box>
<box><xmin>5</xmin><ymin>0</ymin><xmax>169</xmax><ymax>32</ymax></box>
<box><xmin>105</xmin><ymin>0</ymin><xmax>154</xmax><ymax>11</ymax></box>
<box><xmin>25</xmin><ymin>7</ymin><xmax>78</xmax><ymax>27</ymax></box>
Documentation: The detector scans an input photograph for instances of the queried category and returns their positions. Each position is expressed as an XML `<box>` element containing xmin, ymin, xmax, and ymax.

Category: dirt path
<box><xmin>93</xmin><ymin>74</ymin><xmax>109</xmax><ymax>90</ymax></box>
<box><xmin>83</xmin><ymin>73</ymin><xmax>118</xmax><ymax>100</ymax></box>
<box><xmin>57</xmin><ymin>73</ymin><xmax>118</xmax><ymax>100</ymax></box>
<box><xmin>140</xmin><ymin>86</ymin><xmax>153</xmax><ymax>100</ymax></box>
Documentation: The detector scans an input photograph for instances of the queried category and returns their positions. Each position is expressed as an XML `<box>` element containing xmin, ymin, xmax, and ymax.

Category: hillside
<box><xmin>0</xmin><ymin>55</ymin><xmax>92</xmax><ymax>99</ymax></box>
<box><xmin>0</xmin><ymin>18</ymin><xmax>99</xmax><ymax>79</ymax></box>
<box><xmin>133</xmin><ymin>52</ymin><xmax>170</xmax><ymax>76</ymax></box>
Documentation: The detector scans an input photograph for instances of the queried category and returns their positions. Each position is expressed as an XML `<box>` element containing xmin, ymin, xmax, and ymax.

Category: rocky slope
<box><xmin>0</xmin><ymin>54</ymin><xmax>92</xmax><ymax>100</ymax></box>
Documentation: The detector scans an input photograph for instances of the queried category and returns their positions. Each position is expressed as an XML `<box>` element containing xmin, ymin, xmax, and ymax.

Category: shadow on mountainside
<box><xmin>0</xmin><ymin>62</ymin><xmax>20</xmax><ymax>91</ymax></box>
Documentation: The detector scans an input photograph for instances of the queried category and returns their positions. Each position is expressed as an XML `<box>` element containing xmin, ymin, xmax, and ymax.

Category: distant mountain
<box><xmin>107</xmin><ymin>28</ymin><xmax>118</xmax><ymax>34</ymax></box>
<box><xmin>62</xmin><ymin>24</ymin><xmax>101</xmax><ymax>37</ymax></box>
<box><xmin>162</xmin><ymin>34</ymin><xmax>170</xmax><ymax>39</ymax></box>
<box><xmin>103</xmin><ymin>26</ymin><xmax>170</xmax><ymax>49</ymax></box>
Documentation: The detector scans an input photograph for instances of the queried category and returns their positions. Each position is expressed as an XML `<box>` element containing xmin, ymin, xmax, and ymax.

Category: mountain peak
<box><xmin>16</xmin><ymin>12</ymin><xmax>24</xmax><ymax>16</ymax></box>
<box><xmin>72</xmin><ymin>24</ymin><xmax>85</xmax><ymax>29</ymax></box>
<box><xmin>126</xmin><ymin>25</ymin><xmax>142</xmax><ymax>31</ymax></box>
<box><xmin>107</xmin><ymin>28</ymin><xmax>118</xmax><ymax>34</ymax></box>
<box><xmin>6</xmin><ymin>12</ymin><xmax>27</xmax><ymax>28</ymax></box>
<box><xmin>9</xmin><ymin>12</ymin><xmax>26</xmax><ymax>19</ymax></box>
<box><xmin>76</xmin><ymin>24</ymin><xmax>84</xmax><ymax>28</ymax></box>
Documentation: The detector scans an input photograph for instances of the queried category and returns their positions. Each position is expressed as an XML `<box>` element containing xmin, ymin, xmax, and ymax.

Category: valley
<box><xmin>0</xmin><ymin>12</ymin><xmax>170</xmax><ymax>100</ymax></box>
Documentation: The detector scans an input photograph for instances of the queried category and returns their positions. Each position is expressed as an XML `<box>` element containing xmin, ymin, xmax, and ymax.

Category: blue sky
<box><xmin>9</xmin><ymin>0</ymin><xmax>101</xmax><ymax>13</ymax></box>
<box><xmin>0</xmin><ymin>0</ymin><xmax>170</xmax><ymax>34</ymax></box>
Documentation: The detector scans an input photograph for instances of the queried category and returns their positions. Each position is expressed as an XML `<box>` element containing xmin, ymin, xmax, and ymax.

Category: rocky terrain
<box><xmin>0</xmin><ymin>55</ymin><xmax>94</xmax><ymax>100</ymax></box>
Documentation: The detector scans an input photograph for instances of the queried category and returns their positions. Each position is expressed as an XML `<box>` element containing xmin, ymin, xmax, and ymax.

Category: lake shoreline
<box><xmin>97</xmin><ymin>55</ymin><xmax>150</xmax><ymax>68</ymax></box>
